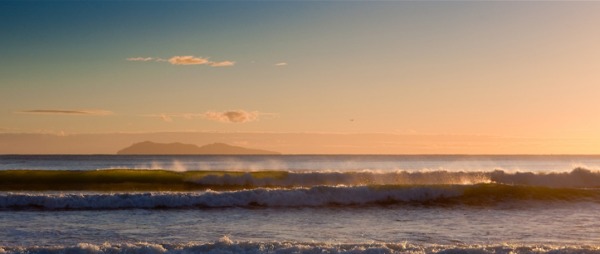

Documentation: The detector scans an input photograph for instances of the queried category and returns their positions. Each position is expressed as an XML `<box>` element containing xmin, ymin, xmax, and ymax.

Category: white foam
<box><xmin>0</xmin><ymin>241</ymin><xmax>599</xmax><ymax>254</ymax></box>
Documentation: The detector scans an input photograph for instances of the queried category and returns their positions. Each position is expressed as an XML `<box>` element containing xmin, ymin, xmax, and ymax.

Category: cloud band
<box><xmin>144</xmin><ymin>110</ymin><xmax>268</xmax><ymax>123</ymax></box>
<box><xmin>18</xmin><ymin>110</ymin><xmax>113</xmax><ymax>116</ymax></box>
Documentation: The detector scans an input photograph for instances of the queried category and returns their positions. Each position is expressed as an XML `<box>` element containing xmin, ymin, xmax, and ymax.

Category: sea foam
<box><xmin>1</xmin><ymin>240</ymin><xmax>599</xmax><ymax>254</ymax></box>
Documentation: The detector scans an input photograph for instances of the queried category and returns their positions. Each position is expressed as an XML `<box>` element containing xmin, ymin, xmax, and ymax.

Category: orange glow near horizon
<box><xmin>1</xmin><ymin>2</ymin><xmax>600</xmax><ymax>154</ymax></box>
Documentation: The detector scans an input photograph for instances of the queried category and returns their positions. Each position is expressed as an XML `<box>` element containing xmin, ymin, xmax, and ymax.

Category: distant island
<box><xmin>117</xmin><ymin>141</ymin><xmax>280</xmax><ymax>155</ymax></box>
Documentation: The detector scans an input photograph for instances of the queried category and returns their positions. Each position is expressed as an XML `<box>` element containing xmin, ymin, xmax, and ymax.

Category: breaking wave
<box><xmin>1</xmin><ymin>183</ymin><xmax>599</xmax><ymax>210</ymax></box>
<box><xmin>1</xmin><ymin>238</ymin><xmax>600</xmax><ymax>254</ymax></box>
<box><xmin>2</xmin><ymin>168</ymin><xmax>600</xmax><ymax>191</ymax></box>
<box><xmin>490</xmin><ymin>168</ymin><xmax>600</xmax><ymax>188</ymax></box>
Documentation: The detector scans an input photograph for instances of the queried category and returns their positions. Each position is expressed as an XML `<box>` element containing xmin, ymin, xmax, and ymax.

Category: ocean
<box><xmin>1</xmin><ymin>155</ymin><xmax>600</xmax><ymax>253</ymax></box>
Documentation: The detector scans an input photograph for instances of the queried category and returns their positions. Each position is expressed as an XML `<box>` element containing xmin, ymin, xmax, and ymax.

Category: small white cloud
<box><xmin>209</xmin><ymin>61</ymin><xmax>235</xmax><ymax>67</ymax></box>
<box><xmin>126</xmin><ymin>57</ymin><xmax>154</xmax><ymax>62</ymax></box>
<box><xmin>168</xmin><ymin>56</ymin><xmax>210</xmax><ymax>65</ymax></box>
<box><xmin>128</xmin><ymin>55</ymin><xmax>235</xmax><ymax>67</ymax></box>
<box><xmin>18</xmin><ymin>109</ymin><xmax>113</xmax><ymax>116</ymax></box>
<box><xmin>203</xmin><ymin>110</ymin><xmax>259</xmax><ymax>123</ymax></box>
<box><xmin>275</xmin><ymin>62</ymin><xmax>288</xmax><ymax>66</ymax></box>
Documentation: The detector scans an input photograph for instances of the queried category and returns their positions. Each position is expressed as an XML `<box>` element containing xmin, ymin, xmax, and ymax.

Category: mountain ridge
<box><xmin>117</xmin><ymin>141</ymin><xmax>280</xmax><ymax>155</ymax></box>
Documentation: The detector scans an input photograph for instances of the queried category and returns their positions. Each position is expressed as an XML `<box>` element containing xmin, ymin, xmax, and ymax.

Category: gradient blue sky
<box><xmin>2</xmin><ymin>1</ymin><xmax>600</xmax><ymax>153</ymax></box>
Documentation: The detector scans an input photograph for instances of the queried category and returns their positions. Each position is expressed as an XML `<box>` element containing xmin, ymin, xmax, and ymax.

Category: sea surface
<box><xmin>2</xmin><ymin>155</ymin><xmax>600</xmax><ymax>253</ymax></box>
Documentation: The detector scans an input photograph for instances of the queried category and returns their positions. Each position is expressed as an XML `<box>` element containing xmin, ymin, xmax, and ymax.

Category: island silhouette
<box><xmin>117</xmin><ymin>141</ymin><xmax>279</xmax><ymax>155</ymax></box>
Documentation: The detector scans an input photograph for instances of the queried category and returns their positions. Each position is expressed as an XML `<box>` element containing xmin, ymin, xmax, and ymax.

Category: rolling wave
<box><xmin>2</xmin><ymin>168</ymin><xmax>600</xmax><ymax>191</ymax></box>
<box><xmin>490</xmin><ymin>168</ymin><xmax>600</xmax><ymax>188</ymax></box>
<box><xmin>1</xmin><ymin>184</ymin><xmax>598</xmax><ymax>210</ymax></box>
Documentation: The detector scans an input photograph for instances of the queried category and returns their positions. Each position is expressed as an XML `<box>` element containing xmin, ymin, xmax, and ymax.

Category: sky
<box><xmin>1</xmin><ymin>1</ymin><xmax>600</xmax><ymax>154</ymax></box>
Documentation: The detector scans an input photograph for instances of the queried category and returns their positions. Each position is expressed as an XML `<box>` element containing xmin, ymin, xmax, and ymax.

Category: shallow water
<box><xmin>2</xmin><ymin>203</ymin><xmax>600</xmax><ymax>247</ymax></box>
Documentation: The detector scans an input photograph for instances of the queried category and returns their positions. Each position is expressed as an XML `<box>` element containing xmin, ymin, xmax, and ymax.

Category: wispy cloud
<box><xmin>127</xmin><ymin>55</ymin><xmax>235</xmax><ymax>67</ymax></box>
<box><xmin>126</xmin><ymin>57</ymin><xmax>154</xmax><ymax>62</ymax></box>
<box><xmin>143</xmin><ymin>110</ymin><xmax>270</xmax><ymax>123</ymax></box>
<box><xmin>159</xmin><ymin>114</ymin><xmax>173</xmax><ymax>122</ymax></box>
<box><xmin>143</xmin><ymin>113</ymin><xmax>202</xmax><ymax>122</ymax></box>
<box><xmin>203</xmin><ymin>110</ymin><xmax>259</xmax><ymax>123</ymax></box>
<box><xmin>0</xmin><ymin>127</ymin><xmax>18</xmax><ymax>133</ymax></box>
<box><xmin>18</xmin><ymin>109</ymin><xmax>113</xmax><ymax>116</ymax></box>
<box><xmin>275</xmin><ymin>62</ymin><xmax>288</xmax><ymax>66</ymax></box>
<box><xmin>210</xmin><ymin>61</ymin><xmax>235</xmax><ymax>67</ymax></box>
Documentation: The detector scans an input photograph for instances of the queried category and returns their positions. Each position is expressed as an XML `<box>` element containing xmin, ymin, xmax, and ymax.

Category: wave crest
<box><xmin>2</xmin><ymin>168</ymin><xmax>600</xmax><ymax>191</ymax></box>
<box><xmin>2</xmin><ymin>184</ymin><xmax>599</xmax><ymax>210</ymax></box>
<box><xmin>192</xmin><ymin>171</ymin><xmax>489</xmax><ymax>187</ymax></box>
<box><xmin>0</xmin><ymin>186</ymin><xmax>462</xmax><ymax>210</ymax></box>
<box><xmin>491</xmin><ymin>168</ymin><xmax>600</xmax><ymax>188</ymax></box>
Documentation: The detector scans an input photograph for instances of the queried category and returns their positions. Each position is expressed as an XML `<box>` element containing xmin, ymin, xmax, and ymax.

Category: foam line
<box><xmin>1</xmin><ymin>239</ymin><xmax>599</xmax><ymax>254</ymax></box>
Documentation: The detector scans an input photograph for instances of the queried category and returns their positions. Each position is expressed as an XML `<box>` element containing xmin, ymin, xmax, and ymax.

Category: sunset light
<box><xmin>2</xmin><ymin>1</ymin><xmax>600</xmax><ymax>253</ymax></box>
<box><xmin>2</xmin><ymin>1</ymin><xmax>600</xmax><ymax>154</ymax></box>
